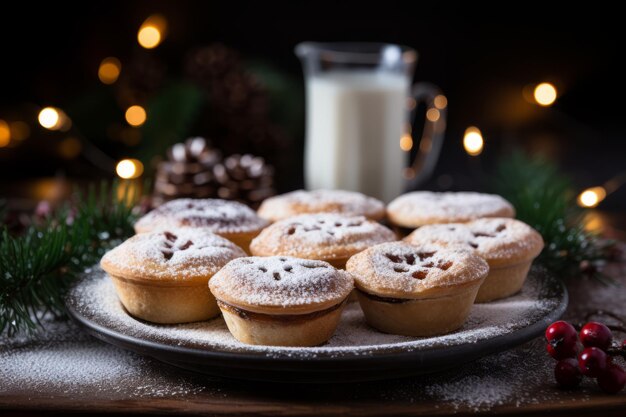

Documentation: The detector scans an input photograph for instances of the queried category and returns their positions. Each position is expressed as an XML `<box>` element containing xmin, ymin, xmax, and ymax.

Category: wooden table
<box><xmin>1</xmin><ymin>251</ymin><xmax>625</xmax><ymax>416</ymax></box>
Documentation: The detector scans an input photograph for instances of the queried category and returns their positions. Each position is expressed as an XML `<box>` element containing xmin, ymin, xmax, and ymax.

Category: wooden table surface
<box><xmin>1</xmin><ymin>244</ymin><xmax>625</xmax><ymax>416</ymax></box>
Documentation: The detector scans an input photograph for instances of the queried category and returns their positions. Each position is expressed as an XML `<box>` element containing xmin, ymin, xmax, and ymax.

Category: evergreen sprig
<box><xmin>0</xmin><ymin>181</ymin><xmax>140</xmax><ymax>336</ymax></box>
<box><xmin>493</xmin><ymin>152</ymin><xmax>612</xmax><ymax>281</ymax></box>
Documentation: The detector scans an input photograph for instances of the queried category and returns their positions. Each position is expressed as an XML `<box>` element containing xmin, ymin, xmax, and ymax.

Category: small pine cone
<box><xmin>213</xmin><ymin>154</ymin><xmax>275</xmax><ymax>209</ymax></box>
<box><xmin>153</xmin><ymin>137</ymin><xmax>222</xmax><ymax>205</ymax></box>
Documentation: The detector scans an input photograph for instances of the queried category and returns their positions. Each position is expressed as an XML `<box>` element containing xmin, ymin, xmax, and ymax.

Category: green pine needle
<box><xmin>493</xmin><ymin>152</ymin><xmax>612</xmax><ymax>280</ymax></box>
<box><xmin>0</xmin><ymin>181</ymin><xmax>140</xmax><ymax>336</ymax></box>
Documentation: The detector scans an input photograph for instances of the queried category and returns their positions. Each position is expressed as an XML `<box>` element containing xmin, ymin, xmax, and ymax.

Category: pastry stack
<box><xmin>101</xmin><ymin>189</ymin><xmax>543</xmax><ymax>346</ymax></box>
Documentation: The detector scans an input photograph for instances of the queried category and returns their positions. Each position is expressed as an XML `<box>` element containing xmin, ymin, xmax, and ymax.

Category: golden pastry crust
<box><xmin>217</xmin><ymin>299</ymin><xmax>347</xmax><ymax>346</ymax></box>
<box><xmin>100</xmin><ymin>229</ymin><xmax>246</xmax><ymax>285</ymax></box>
<box><xmin>257</xmin><ymin>189</ymin><xmax>385</xmax><ymax>222</ymax></box>
<box><xmin>473</xmin><ymin>261</ymin><xmax>533</xmax><ymax>303</ymax></box>
<box><xmin>346</xmin><ymin>241</ymin><xmax>489</xmax><ymax>300</ymax></box>
<box><xmin>100</xmin><ymin>229</ymin><xmax>246</xmax><ymax>324</ymax></box>
<box><xmin>355</xmin><ymin>285</ymin><xmax>479</xmax><ymax>337</ymax></box>
<box><xmin>249</xmin><ymin>214</ymin><xmax>397</xmax><ymax>267</ymax></box>
<box><xmin>209</xmin><ymin>256</ymin><xmax>354</xmax><ymax>315</ymax></box>
<box><xmin>404</xmin><ymin>218</ymin><xmax>544</xmax><ymax>268</ymax></box>
<box><xmin>387</xmin><ymin>191</ymin><xmax>515</xmax><ymax>228</ymax></box>
<box><xmin>134</xmin><ymin>198</ymin><xmax>269</xmax><ymax>235</ymax></box>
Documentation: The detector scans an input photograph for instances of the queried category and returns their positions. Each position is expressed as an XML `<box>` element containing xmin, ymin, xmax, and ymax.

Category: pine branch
<box><xmin>493</xmin><ymin>151</ymin><xmax>613</xmax><ymax>280</ymax></box>
<box><xmin>0</xmin><ymin>181</ymin><xmax>140</xmax><ymax>336</ymax></box>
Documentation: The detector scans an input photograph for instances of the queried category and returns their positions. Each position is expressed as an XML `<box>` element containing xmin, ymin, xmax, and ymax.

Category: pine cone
<box><xmin>213</xmin><ymin>154</ymin><xmax>275</xmax><ymax>209</ymax></box>
<box><xmin>153</xmin><ymin>137</ymin><xmax>222</xmax><ymax>205</ymax></box>
<box><xmin>184</xmin><ymin>43</ymin><xmax>295</xmax><ymax>191</ymax></box>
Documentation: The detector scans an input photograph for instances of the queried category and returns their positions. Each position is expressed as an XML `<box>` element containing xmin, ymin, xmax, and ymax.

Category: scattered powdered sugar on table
<box><xmin>0</xmin><ymin>317</ymin><xmax>206</xmax><ymax>399</ymax></box>
<box><xmin>67</xmin><ymin>266</ymin><xmax>558</xmax><ymax>358</ymax></box>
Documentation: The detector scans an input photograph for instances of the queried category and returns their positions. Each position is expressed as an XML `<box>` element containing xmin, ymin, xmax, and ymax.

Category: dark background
<box><xmin>0</xmin><ymin>2</ymin><xmax>624</xmax><ymax>210</ymax></box>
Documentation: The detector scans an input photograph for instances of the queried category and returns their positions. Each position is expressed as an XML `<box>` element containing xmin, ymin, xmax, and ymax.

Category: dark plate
<box><xmin>66</xmin><ymin>267</ymin><xmax>567</xmax><ymax>383</ymax></box>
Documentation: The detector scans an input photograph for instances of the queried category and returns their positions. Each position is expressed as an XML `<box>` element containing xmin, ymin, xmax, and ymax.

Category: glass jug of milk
<box><xmin>296</xmin><ymin>42</ymin><xmax>447</xmax><ymax>202</ymax></box>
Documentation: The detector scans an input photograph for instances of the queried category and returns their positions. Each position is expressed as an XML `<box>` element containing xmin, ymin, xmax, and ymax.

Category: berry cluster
<box><xmin>546</xmin><ymin>320</ymin><xmax>626</xmax><ymax>393</ymax></box>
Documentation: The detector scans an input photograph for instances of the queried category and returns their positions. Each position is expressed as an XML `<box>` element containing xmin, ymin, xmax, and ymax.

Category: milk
<box><xmin>304</xmin><ymin>71</ymin><xmax>409</xmax><ymax>202</ymax></box>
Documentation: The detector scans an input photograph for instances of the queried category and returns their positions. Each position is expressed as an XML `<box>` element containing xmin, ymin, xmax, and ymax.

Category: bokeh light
<box><xmin>0</xmin><ymin>120</ymin><xmax>10</xmax><ymax>147</ymax></box>
<box><xmin>137</xmin><ymin>15</ymin><xmax>167</xmax><ymax>49</ymax></box>
<box><xmin>116</xmin><ymin>159</ymin><xmax>144</xmax><ymax>179</ymax></box>
<box><xmin>577</xmin><ymin>186</ymin><xmax>607</xmax><ymax>208</ymax></box>
<box><xmin>138</xmin><ymin>26</ymin><xmax>160</xmax><ymax>49</ymax></box>
<box><xmin>399</xmin><ymin>133</ymin><xmax>413</xmax><ymax>151</ymax></box>
<box><xmin>463</xmin><ymin>126</ymin><xmax>484</xmax><ymax>156</ymax></box>
<box><xmin>98</xmin><ymin>57</ymin><xmax>121</xmax><ymax>84</ymax></box>
<box><xmin>534</xmin><ymin>82</ymin><xmax>557</xmax><ymax>106</ymax></box>
<box><xmin>125</xmin><ymin>105</ymin><xmax>147</xmax><ymax>127</ymax></box>
<box><xmin>38</xmin><ymin>107</ymin><xmax>61</xmax><ymax>129</ymax></box>
<box><xmin>426</xmin><ymin>108</ymin><xmax>440</xmax><ymax>122</ymax></box>
<box><xmin>434</xmin><ymin>95</ymin><xmax>448</xmax><ymax>109</ymax></box>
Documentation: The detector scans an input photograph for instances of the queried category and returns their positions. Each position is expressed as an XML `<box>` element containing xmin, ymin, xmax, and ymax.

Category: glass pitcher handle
<box><xmin>406</xmin><ymin>82</ymin><xmax>447</xmax><ymax>190</ymax></box>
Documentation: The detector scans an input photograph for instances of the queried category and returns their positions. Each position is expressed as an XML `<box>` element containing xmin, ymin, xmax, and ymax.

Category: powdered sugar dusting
<box><xmin>250</xmin><ymin>214</ymin><xmax>396</xmax><ymax>259</ymax></box>
<box><xmin>101</xmin><ymin>229</ymin><xmax>246</xmax><ymax>280</ymax></box>
<box><xmin>209</xmin><ymin>256</ymin><xmax>354</xmax><ymax>308</ymax></box>
<box><xmin>406</xmin><ymin>218</ymin><xmax>544</xmax><ymax>263</ymax></box>
<box><xmin>66</xmin><ymin>266</ymin><xmax>559</xmax><ymax>359</ymax></box>
<box><xmin>387</xmin><ymin>191</ymin><xmax>515</xmax><ymax>227</ymax></box>
<box><xmin>134</xmin><ymin>198</ymin><xmax>269</xmax><ymax>234</ymax></box>
<box><xmin>257</xmin><ymin>189</ymin><xmax>385</xmax><ymax>222</ymax></box>
<box><xmin>347</xmin><ymin>242</ymin><xmax>489</xmax><ymax>296</ymax></box>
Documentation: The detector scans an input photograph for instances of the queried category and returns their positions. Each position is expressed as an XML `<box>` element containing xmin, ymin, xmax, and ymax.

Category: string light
<box><xmin>138</xmin><ymin>26</ymin><xmax>160</xmax><ymax>49</ymax></box>
<box><xmin>463</xmin><ymin>126</ymin><xmax>484</xmax><ymax>156</ymax></box>
<box><xmin>38</xmin><ymin>107</ymin><xmax>71</xmax><ymax>131</ymax></box>
<box><xmin>116</xmin><ymin>159</ymin><xmax>144</xmax><ymax>179</ymax></box>
<box><xmin>137</xmin><ymin>14</ymin><xmax>167</xmax><ymax>49</ymax></box>
<box><xmin>434</xmin><ymin>95</ymin><xmax>448</xmax><ymax>109</ymax></box>
<box><xmin>399</xmin><ymin>133</ymin><xmax>413</xmax><ymax>151</ymax></box>
<box><xmin>98</xmin><ymin>57</ymin><xmax>121</xmax><ymax>84</ymax></box>
<box><xmin>534</xmin><ymin>82</ymin><xmax>557</xmax><ymax>106</ymax></box>
<box><xmin>0</xmin><ymin>120</ymin><xmax>10</xmax><ymax>147</ymax></box>
<box><xmin>125</xmin><ymin>105</ymin><xmax>147</xmax><ymax>127</ymax></box>
<box><xmin>426</xmin><ymin>108</ymin><xmax>440</xmax><ymax>122</ymax></box>
<box><xmin>38</xmin><ymin>107</ymin><xmax>61</xmax><ymax>129</ymax></box>
<box><xmin>577</xmin><ymin>186</ymin><xmax>607</xmax><ymax>208</ymax></box>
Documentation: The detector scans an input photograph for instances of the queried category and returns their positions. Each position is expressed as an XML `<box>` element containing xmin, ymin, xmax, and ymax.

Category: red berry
<box><xmin>597</xmin><ymin>364</ymin><xmax>626</xmax><ymax>394</ymax></box>
<box><xmin>580</xmin><ymin>322</ymin><xmax>612</xmax><ymax>350</ymax></box>
<box><xmin>578</xmin><ymin>347</ymin><xmax>608</xmax><ymax>377</ymax></box>
<box><xmin>545</xmin><ymin>321</ymin><xmax>578</xmax><ymax>359</ymax></box>
<box><xmin>554</xmin><ymin>358</ymin><xmax>583</xmax><ymax>388</ymax></box>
